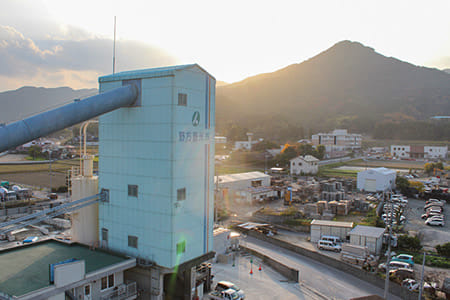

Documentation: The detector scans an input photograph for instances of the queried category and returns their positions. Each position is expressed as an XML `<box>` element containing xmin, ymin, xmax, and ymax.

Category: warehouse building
<box><xmin>349</xmin><ymin>225</ymin><xmax>385</xmax><ymax>255</ymax></box>
<box><xmin>310</xmin><ymin>220</ymin><xmax>354</xmax><ymax>243</ymax></box>
<box><xmin>357</xmin><ymin>167</ymin><xmax>396</xmax><ymax>193</ymax></box>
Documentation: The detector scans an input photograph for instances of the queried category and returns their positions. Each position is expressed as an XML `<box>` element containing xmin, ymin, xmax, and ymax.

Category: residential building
<box><xmin>312</xmin><ymin>129</ymin><xmax>362</xmax><ymax>158</ymax></box>
<box><xmin>391</xmin><ymin>145</ymin><xmax>448</xmax><ymax>159</ymax></box>
<box><xmin>290</xmin><ymin>155</ymin><xmax>319</xmax><ymax>175</ymax></box>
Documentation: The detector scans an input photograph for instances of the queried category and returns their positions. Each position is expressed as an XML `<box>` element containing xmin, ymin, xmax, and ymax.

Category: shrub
<box><xmin>397</xmin><ymin>235</ymin><xmax>421</xmax><ymax>251</ymax></box>
<box><xmin>436</xmin><ymin>242</ymin><xmax>450</xmax><ymax>257</ymax></box>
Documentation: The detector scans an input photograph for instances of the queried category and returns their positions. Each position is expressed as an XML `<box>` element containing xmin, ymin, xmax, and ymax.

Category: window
<box><xmin>128</xmin><ymin>235</ymin><xmax>138</xmax><ymax>248</ymax></box>
<box><xmin>292</xmin><ymin>162</ymin><xmax>295</xmax><ymax>166</ymax></box>
<box><xmin>177</xmin><ymin>240</ymin><xmax>186</xmax><ymax>255</ymax></box>
<box><xmin>178</xmin><ymin>93</ymin><xmax>187</xmax><ymax>106</ymax></box>
<box><xmin>128</xmin><ymin>184</ymin><xmax>138</xmax><ymax>197</ymax></box>
<box><xmin>251</xmin><ymin>180</ymin><xmax>262</xmax><ymax>187</ymax></box>
<box><xmin>101</xmin><ymin>228</ymin><xmax>108</xmax><ymax>242</ymax></box>
<box><xmin>101</xmin><ymin>274</ymin><xmax>114</xmax><ymax>290</ymax></box>
<box><xmin>177</xmin><ymin>188</ymin><xmax>186</xmax><ymax>201</ymax></box>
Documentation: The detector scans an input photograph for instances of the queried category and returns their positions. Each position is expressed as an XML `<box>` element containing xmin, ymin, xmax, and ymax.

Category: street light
<box><xmin>48</xmin><ymin>150</ymin><xmax>52</xmax><ymax>194</ymax></box>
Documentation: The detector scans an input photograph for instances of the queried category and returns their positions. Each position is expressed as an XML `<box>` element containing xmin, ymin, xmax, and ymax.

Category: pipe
<box><xmin>0</xmin><ymin>84</ymin><xmax>138</xmax><ymax>153</ymax></box>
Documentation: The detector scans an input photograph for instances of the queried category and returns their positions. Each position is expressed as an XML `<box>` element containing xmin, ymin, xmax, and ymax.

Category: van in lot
<box><xmin>317</xmin><ymin>240</ymin><xmax>342</xmax><ymax>252</ymax></box>
<box><xmin>321</xmin><ymin>235</ymin><xmax>342</xmax><ymax>244</ymax></box>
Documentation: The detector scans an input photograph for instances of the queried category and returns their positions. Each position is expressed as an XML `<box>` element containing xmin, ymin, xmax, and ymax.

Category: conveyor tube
<box><xmin>0</xmin><ymin>84</ymin><xmax>138</xmax><ymax>153</ymax></box>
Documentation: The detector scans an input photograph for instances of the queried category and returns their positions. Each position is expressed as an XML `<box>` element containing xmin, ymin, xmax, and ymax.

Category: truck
<box><xmin>205</xmin><ymin>289</ymin><xmax>241</xmax><ymax>300</ymax></box>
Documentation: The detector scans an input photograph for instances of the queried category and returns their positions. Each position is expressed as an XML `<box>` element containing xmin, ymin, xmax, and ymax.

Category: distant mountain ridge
<box><xmin>216</xmin><ymin>40</ymin><xmax>450</xmax><ymax>139</ymax></box>
<box><xmin>0</xmin><ymin>86</ymin><xmax>97</xmax><ymax>124</ymax></box>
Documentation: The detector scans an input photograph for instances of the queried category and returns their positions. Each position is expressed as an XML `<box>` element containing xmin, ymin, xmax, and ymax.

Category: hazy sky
<box><xmin>1</xmin><ymin>0</ymin><xmax>450</xmax><ymax>91</ymax></box>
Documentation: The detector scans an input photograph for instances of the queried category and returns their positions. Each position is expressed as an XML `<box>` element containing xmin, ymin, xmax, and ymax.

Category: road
<box><xmin>241</xmin><ymin>236</ymin><xmax>402</xmax><ymax>300</ymax></box>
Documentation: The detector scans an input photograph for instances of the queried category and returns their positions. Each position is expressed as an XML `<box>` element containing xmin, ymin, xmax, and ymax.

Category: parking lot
<box><xmin>404</xmin><ymin>198</ymin><xmax>449</xmax><ymax>233</ymax></box>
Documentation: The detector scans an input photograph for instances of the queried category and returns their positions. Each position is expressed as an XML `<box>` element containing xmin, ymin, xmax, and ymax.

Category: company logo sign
<box><xmin>192</xmin><ymin>111</ymin><xmax>200</xmax><ymax>127</ymax></box>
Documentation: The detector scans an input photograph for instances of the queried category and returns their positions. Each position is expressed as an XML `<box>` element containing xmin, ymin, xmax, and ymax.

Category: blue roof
<box><xmin>99</xmin><ymin>64</ymin><xmax>214</xmax><ymax>82</ymax></box>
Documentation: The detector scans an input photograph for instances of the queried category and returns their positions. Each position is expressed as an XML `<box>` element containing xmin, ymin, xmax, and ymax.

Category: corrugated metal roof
<box><xmin>290</xmin><ymin>155</ymin><xmax>319</xmax><ymax>162</ymax></box>
<box><xmin>361</xmin><ymin>167</ymin><xmax>396</xmax><ymax>175</ymax></box>
<box><xmin>311</xmin><ymin>220</ymin><xmax>354</xmax><ymax>228</ymax></box>
<box><xmin>215</xmin><ymin>171</ymin><xmax>270</xmax><ymax>184</ymax></box>
<box><xmin>99</xmin><ymin>63</ymin><xmax>215</xmax><ymax>82</ymax></box>
<box><xmin>349</xmin><ymin>225</ymin><xmax>385</xmax><ymax>238</ymax></box>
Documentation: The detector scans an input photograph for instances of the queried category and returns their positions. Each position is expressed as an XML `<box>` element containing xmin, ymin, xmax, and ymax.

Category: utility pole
<box><xmin>384</xmin><ymin>190</ymin><xmax>392</xmax><ymax>299</ymax></box>
<box><xmin>419</xmin><ymin>252</ymin><xmax>426</xmax><ymax>299</ymax></box>
<box><xmin>48</xmin><ymin>150</ymin><xmax>52</xmax><ymax>194</ymax></box>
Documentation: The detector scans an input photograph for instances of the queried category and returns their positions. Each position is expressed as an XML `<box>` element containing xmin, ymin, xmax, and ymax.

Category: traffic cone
<box><xmin>250</xmin><ymin>268</ymin><xmax>253</xmax><ymax>275</ymax></box>
<box><xmin>258</xmin><ymin>264</ymin><xmax>262</xmax><ymax>271</ymax></box>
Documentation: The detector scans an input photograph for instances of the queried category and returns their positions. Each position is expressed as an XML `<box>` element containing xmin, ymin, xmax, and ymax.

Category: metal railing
<box><xmin>100</xmin><ymin>281</ymin><xmax>137</xmax><ymax>300</ymax></box>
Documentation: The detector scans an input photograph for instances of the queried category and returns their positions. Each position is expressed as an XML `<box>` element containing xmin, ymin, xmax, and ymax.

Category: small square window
<box><xmin>128</xmin><ymin>185</ymin><xmax>138</xmax><ymax>197</ymax></box>
<box><xmin>177</xmin><ymin>188</ymin><xmax>186</xmax><ymax>201</ymax></box>
<box><xmin>128</xmin><ymin>235</ymin><xmax>138</xmax><ymax>248</ymax></box>
<box><xmin>178</xmin><ymin>93</ymin><xmax>187</xmax><ymax>106</ymax></box>
<box><xmin>177</xmin><ymin>240</ymin><xmax>186</xmax><ymax>255</ymax></box>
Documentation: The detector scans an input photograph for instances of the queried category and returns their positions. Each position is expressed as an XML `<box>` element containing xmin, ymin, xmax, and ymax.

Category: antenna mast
<box><xmin>113</xmin><ymin>16</ymin><xmax>116</xmax><ymax>74</ymax></box>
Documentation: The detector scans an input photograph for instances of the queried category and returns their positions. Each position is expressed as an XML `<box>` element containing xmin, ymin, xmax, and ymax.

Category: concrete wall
<box><xmin>235</xmin><ymin>228</ymin><xmax>418</xmax><ymax>300</ymax></box>
<box><xmin>241</xmin><ymin>246</ymin><xmax>299</xmax><ymax>283</ymax></box>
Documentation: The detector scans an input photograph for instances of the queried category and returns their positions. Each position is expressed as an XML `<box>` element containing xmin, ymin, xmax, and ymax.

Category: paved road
<box><xmin>242</xmin><ymin>236</ymin><xmax>402</xmax><ymax>300</ymax></box>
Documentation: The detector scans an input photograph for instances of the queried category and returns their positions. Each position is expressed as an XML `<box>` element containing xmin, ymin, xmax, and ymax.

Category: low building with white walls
<box><xmin>215</xmin><ymin>171</ymin><xmax>276</xmax><ymax>204</ymax></box>
<box><xmin>310</xmin><ymin>220</ymin><xmax>354</xmax><ymax>243</ymax></box>
<box><xmin>349</xmin><ymin>225</ymin><xmax>385</xmax><ymax>255</ymax></box>
<box><xmin>290</xmin><ymin>155</ymin><xmax>319</xmax><ymax>175</ymax></box>
<box><xmin>0</xmin><ymin>239</ymin><xmax>137</xmax><ymax>300</ymax></box>
<box><xmin>391</xmin><ymin>145</ymin><xmax>448</xmax><ymax>159</ymax></box>
<box><xmin>357</xmin><ymin>167</ymin><xmax>396</xmax><ymax>193</ymax></box>
<box><xmin>312</xmin><ymin>129</ymin><xmax>362</xmax><ymax>158</ymax></box>
<box><xmin>214</xmin><ymin>136</ymin><xmax>227</xmax><ymax>144</ymax></box>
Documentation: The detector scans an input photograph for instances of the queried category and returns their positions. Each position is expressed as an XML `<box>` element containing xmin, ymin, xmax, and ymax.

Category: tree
<box><xmin>316</xmin><ymin>145</ymin><xmax>326</xmax><ymax>159</ymax></box>
<box><xmin>397</xmin><ymin>235</ymin><xmax>421</xmax><ymax>251</ymax></box>
<box><xmin>395</xmin><ymin>176</ymin><xmax>410</xmax><ymax>195</ymax></box>
<box><xmin>424</xmin><ymin>163</ymin><xmax>434</xmax><ymax>174</ymax></box>
<box><xmin>28</xmin><ymin>145</ymin><xmax>42</xmax><ymax>160</ymax></box>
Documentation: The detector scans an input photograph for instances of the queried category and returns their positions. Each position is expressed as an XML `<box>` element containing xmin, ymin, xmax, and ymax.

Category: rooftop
<box><xmin>311</xmin><ymin>220</ymin><xmax>354</xmax><ymax>228</ymax></box>
<box><xmin>99</xmin><ymin>64</ymin><xmax>215</xmax><ymax>82</ymax></box>
<box><xmin>215</xmin><ymin>171</ymin><xmax>269</xmax><ymax>184</ymax></box>
<box><xmin>349</xmin><ymin>225</ymin><xmax>385</xmax><ymax>238</ymax></box>
<box><xmin>0</xmin><ymin>239</ymin><xmax>132</xmax><ymax>297</ymax></box>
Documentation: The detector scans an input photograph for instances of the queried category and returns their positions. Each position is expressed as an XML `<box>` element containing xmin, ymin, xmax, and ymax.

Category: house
<box><xmin>310</xmin><ymin>220</ymin><xmax>354</xmax><ymax>243</ymax></box>
<box><xmin>357</xmin><ymin>167</ymin><xmax>396</xmax><ymax>192</ymax></box>
<box><xmin>391</xmin><ymin>145</ymin><xmax>448</xmax><ymax>159</ymax></box>
<box><xmin>290</xmin><ymin>155</ymin><xmax>319</xmax><ymax>175</ymax></box>
<box><xmin>349</xmin><ymin>225</ymin><xmax>385</xmax><ymax>255</ymax></box>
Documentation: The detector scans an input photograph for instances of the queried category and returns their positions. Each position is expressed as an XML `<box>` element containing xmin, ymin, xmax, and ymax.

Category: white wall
<box><xmin>290</xmin><ymin>157</ymin><xmax>318</xmax><ymax>175</ymax></box>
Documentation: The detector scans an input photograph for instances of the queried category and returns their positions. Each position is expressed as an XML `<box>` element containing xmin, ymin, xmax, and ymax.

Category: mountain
<box><xmin>216</xmin><ymin>41</ymin><xmax>450</xmax><ymax>140</ymax></box>
<box><xmin>0</xmin><ymin>87</ymin><xmax>97</xmax><ymax>124</ymax></box>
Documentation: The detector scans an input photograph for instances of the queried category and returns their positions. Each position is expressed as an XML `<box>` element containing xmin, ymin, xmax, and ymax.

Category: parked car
<box><xmin>321</xmin><ymin>235</ymin><xmax>342</xmax><ymax>245</ymax></box>
<box><xmin>23</xmin><ymin>236</ymin><xmax>38</xmax><ymax>243</ymax></box>
<box><xmin>402</xmin><ymin>279</ymin><xmax>436</xmax><ymax>293</ymax></box>
<box><xmin>317</xmin><ymin>240</ymin><xmax>342</xmax><ymax>252</ymax></box>
<box><xmin>216</xmin><ymin>281</ymin><xmax>245</xmax><ymax>299</ymax></box>
<box><xmin>389</xmin><ymin>268</ymin><xmax>415</xmax><ymax>281</ymax></box>
<box><xmin>425</xmin><ymin>206</ymin><xmax>443</xmax><ymax>214</ymax></box>
<box><xmin>426</xmin><ymin>198</ymin><xmax>442</xmax><ymax>205</ymax></box>
<box><xmin>424</xmin><ymin>202</ymin><xmax>444</xmax><ymax>211</ymax></box>
<box><xmin>378</xmin><ymin>261</ymin><xmax>412</xmax><ymax>272</ymax></box>
<box><xmin>421</xmin><ymin>211</ymin><xmax>443</xmax><ymax>219</ymax></box>
<box><xmin>391</xmin><ymin>254</ymin><xmax>414</xmax><ymax>266</ymax></box>
<box><xmin>425</xmin><ymin>218</ymin><xmax>445</xmax><ymax>227</ymax></box>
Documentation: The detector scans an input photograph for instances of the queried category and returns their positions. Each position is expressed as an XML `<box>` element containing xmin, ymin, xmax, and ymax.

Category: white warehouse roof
<box><xmin>361</xmin><ymin>167</ymin><xmax>395</xmax><ymax>175</ymax></box>
<box><xmin>311</xmin><ymin>220</ymin><xmax>354</xmax><ymax>228</ymax></box>
<box><xmin>215</xmin><ymin>171</ymin><xmax>269</xmax><ymax>184</ymax></box>
<box><xmin>349</xmin><ymin>225</ymin><xmax>385</xmax><ymax>238</ymax></box>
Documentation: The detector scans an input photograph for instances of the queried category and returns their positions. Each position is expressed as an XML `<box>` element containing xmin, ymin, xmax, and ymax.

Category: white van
<box><xmin>321</xmin><ymin>235</ymin><xmax>342</xmax><ymax>244</ymax></box>
<box><xmin>317</xmin><ymin>240</ymin><xmax>342</xmax><ymax>252</ymax></box>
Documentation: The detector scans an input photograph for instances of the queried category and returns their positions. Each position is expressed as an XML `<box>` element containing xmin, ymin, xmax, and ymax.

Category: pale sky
<box><xmin>1</xmin><ymin>0</ymin><xmax>450</xmax><ymax>91</ymax></box>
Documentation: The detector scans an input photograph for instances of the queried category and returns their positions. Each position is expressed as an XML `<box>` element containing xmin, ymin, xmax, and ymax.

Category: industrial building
<box><xmin>349</xmin><ymin>225</ymin><xmax>385</xmax><ymax>255</ymax></box>
<box><xmin>356</xmin><ymin>167</ymin><xmax>396</xmax><ymax>193</ymax></box>
<box><xmin>0</xmin><ymin>64</ymin><xmax>216</xmax><ymax>300</ymax></box>
<box><xmin>0</xmin><ymin>240</ymin><xmax>137</xmax><ymax>300</ymax></box>
<box><xmin>310</xmin><ymin>220</ymin><xmax>354</xmax><ymax>243</ymax></box>
<box><xmin>215</xmin><ymin>172</ymin><xmax>276</xmax><ymax>204</ymax></box>
<box><xmin>290</xmin><ymin>155</ymin><xmax>319</xmax><ymax>175</ymax></box>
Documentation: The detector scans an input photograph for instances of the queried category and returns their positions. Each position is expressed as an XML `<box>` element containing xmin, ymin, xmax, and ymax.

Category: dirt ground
<box><xmin>0</xmin><ymin>172</ymin><xmax>66</xmax><ymax>189</ymax></box>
